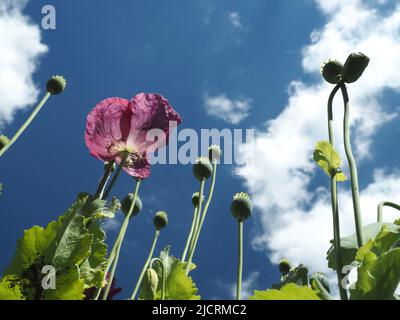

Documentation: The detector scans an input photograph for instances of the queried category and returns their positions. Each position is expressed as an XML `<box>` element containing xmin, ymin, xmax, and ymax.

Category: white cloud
<box><xmin>0</xmin><ymin>0</ymin><xmax>48</xmax><ymax>127</ymax></box>
<box><xmin>204</xmin><ymin>93</ymin><xmax>252</xmax><ymax>124</ymax></box>
<box><xmin>228</xmin><ymin>12</ymin><xmax>243</xmax><ymax>29</ymax></box>
<box><xmin>235</xmin><ymin>0</ymin><xmax>400</xmax><ymax>293</ymax></box>
<box><xmin>227</xmin><ymin>271</ymin><xmax>259</xmax><ymax>299</ymax></box>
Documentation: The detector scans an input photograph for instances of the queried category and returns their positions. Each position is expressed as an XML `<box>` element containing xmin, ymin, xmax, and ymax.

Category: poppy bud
<box><xmin>142</xmin><ymin>268</ymin><xmax>159</xmax><ymax>299</ymax></box>
<box><xmin>231</xmin><ymin>192</ymin><xmax>253</xmax><ymax>221</ymax></box>
<box><xmin>46</xmin><ymin>75</ymin><xmax>67</xmax><ymax>95</ymax></box>
<box><xmin>310</xmin><ymin>272</ymin><xmax>331</xmax><ymax>293</ymax></box>
<box><xmin>193</xmin><ymin>157</ymin><xmax>213</xmax><ymax>180</ymax></box>
<box><xmin>191</xmin><ymin>192</ymin><xmax>204</xmax><ymax>207</ymax></box>
<box><xmin>208</xmin><ymin>145</ymin><xmax>222</xmax><ymax>163</ymax></box>
<box><xmin>278</xmin><ymin>259</ymin><xmax>292</xmax><ymax>275</ymax></box>
<box><xmin>82</xmin><ymin>195</ymin><xmax>106</xmax><ymax>215</ymax></box>
<box><xmin>121</xmin><ymin>194</ymin><xmax>142</xmax><ymax>217</ymax></box>
<box><xmin>153</xmin><ymin>211</ymin><xmax>168</xmax><ymax>230</ymax></box>
<box><xmin>342</xmin><ymin>52</ymin><xmax>370</xmax><ymax>83</ymax></box>
<box><xmin>320</xmin><ymin>60</ymin><xmax>343</xmax><ymax>84</ymax></box>
<box><xmin>0</xmin><ymin>135</ymin><xmax>9</xmax><ymax>151</ymax></box>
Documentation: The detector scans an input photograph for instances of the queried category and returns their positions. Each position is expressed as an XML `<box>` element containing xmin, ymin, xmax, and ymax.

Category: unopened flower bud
<box><xmin>121</xmin><ymin>194</ymin><xmax>142</xmax><ymax>217</ymax></box>
<box><xmin>153</xmin><ymin>211</ymin><xmax>168</xmax><ymax>230</ymax></box>
<box><xmin>342</xmin><ymin>52</ymin><xmax>370</xmax><ymax>83</ymax></box>
<box><xmin>320</xmin><ymin>60</ymin><xmax>343</xmax><ymax>84</ymax></box>
<box><xmin>82</xmin><ymin>195</ymin><xmax>106</xmax><ymax>215</ymax></box>
<box><xmin>278</xmin><ymin>259</ymin><xmax>292</xmax><ymax>275</ymax></box>
<box><xmin>46</xmin><ymin>75</ymin><xmax>67</xmax><ymax>95</ymax></box>
<box><xmin>191</xmin><ymin>192</ymin><xmax>204</xmax><ymax>207</ymax></box>
<box><xmin>231</xmin><ymin>192</ymin><xmax>253</xmax><ymax>221</ymax></box>
<box><xmin>0</xmin><ymin>135</ymin><xmax>10</xmax><ymax>151</ymax></box>
<box><xmin>310</xmin><ymin>272</ymin><xmax>331</xmax><ymax>293</ymax></box>
<box><xmin>193</xmin><ymin>157</ymin><xmax>213</xmax><ymax>180</ymax></box>
<box><xmin>208</xmin><ymin>145</ymin><xmax>222</xmax><ymax>163</ymax></box>
<box><xmin>142</xmin><ymin>268</ymin><xmax>159</xmax><ymax>299</ymax></box>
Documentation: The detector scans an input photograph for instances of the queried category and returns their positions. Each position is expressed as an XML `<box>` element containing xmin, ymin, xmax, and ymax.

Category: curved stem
<box><xmin>341</xmin><ymin>84</ymin><xmax>364</xmax><ymax>247</ymax></box>
<box><xmin>327</xmin><ymin>84</ymin><xmax>348</xmax><ymax>300</ymax></box>
<box><xmin>185</xmin><ymin>179</ymin><xmax>206</xmax><ymax>274</ymax></box>
<box><xmin>377</xmin><ymin>201</ymin><xmax>400</xmax><ymax>223</ymax></box>
<box><xmin>102</xmin><ymin>152</ymin><xmax>130</xmax><ymax>200</ymax></box>
<box><xmin>95</xmin><ymin>161</ymin><xmax>115</xmax><ymax>199</ymax></box>
<box><xmin>0</xmin><ymin>92</ymin><xmax>51</xmax><ymax>158</ymax></box>
<box><xmin>97</xmin><ymin>179</ymin><xmax>141</xmax><ymax>300</ymax></box>
<box><xmin>181</xmin><ymin>206</ymin><xmax>199</xmax><ymax>262</ymax></box>
<box><xmin>131</xmin><ymin>230</ymin><xmax>160</xmax><ymax>300</ymax></box>
<box><xmin>236</xmin><ymin>220</ymin><xmax>243</xmax><ymax>301</ymax></box>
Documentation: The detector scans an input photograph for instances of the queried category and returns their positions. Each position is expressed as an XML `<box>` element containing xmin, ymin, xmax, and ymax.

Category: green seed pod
<box><xmin>342</xmin><ymin>52</ymin><xmax>370</xmax><ymax>83</ymax></box>
<box><xmin>0</xmin><ymin>135</ymin><xmax>10</xmax><ymax>151</ymax></box>
<box><xmin>310</xmin><ymin>272</ymin><xmax>331</xmax><ymax>293</ymax></box>
<box><xmin>231</xmin><ymin>192</ymin><xmax>253</xmax><ymax>221</ymax></box>
<box><xmin>82</xmin><ymin>195</ymin><xmax>106</xmax><ymax>216</ymax></box>
<box><xmin>320</xmin><ymin>60</ymin><xmax>343</xmax><ymax>84</ymax></box>
<box><xmin>46</xmin><ymin>75</ymin><xmax>67</xmax><ymax>95</ymax></box>
<box><xmin>153</xmin><ymin>211</ymin><xmax>168</xmax><ymax>230</ymax></box>
<box><xmin>121</xmin><ymin>194</ymin><xmax>142</xmax><ymax>218</ymax></box>
<box><xmin>142</xmin><ymin>268</ymin><xmax>159</xmax><ymax>299</ymax></box>
<box><xmin>193</xmin><ymin>157</ymin><xmax>213</xmax><ymax>180</ymax></box>
<box><xmin>208</xmin><ymin>145</ymin><xmax>222</xmax><ymax>163</ymax></box>
<box><xmin>191</xmin><ymin>192</ymin><xmax>204</xmax><ymax>207</ymax></box>
<box><xmin>278</xmin><ymin>259</ymin><xmax>292</xmax><ymax>275</ymax></box>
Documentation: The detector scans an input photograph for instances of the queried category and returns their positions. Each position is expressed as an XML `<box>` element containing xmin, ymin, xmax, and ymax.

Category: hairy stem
<box><xmin>181</xmin><ymin>206</ymin><xmax>199</xmax><ymax>262</ymax></box>
<box><xmin>341</xmin><ymin>84</ymin><xmax>364</xmax><ymax>247</ymax></box>
<box><xmin>95</xmin><ymin>161</ymin><xmax>115</xmax><ymax>199</ymax></box>
<box><xmin>236</xmin><ymin>220</ymin><xmax>243</xmax><ymax>301</ymax></box>
<box><xmin>102</xmin><ymin>152</ymin><xmax>130</xmax><ymax>200</ymax></box>
<box><xmin>0</xmin><ymin>92</ymin><xmax>51</xmax><ymax>158</ymax></box>
<box><xmin>131</xmin><ymin>230</ymin><xmax>160</xmax><ymax>300</ymax></box>
<box><xmin>377</xmin><ymin>201</ymin><xmax>400</xmax><ymax>223</ymax></box>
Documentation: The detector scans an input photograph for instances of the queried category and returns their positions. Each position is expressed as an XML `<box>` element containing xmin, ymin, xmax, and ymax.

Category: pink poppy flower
<box><xmin>85</xmin><ymin>93</ymin><xmax>182</xmax><ymax>179</ymax></box>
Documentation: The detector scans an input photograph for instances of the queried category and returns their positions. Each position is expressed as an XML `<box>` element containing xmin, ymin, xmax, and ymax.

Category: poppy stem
<box><xmin>236</xmin><ymin>220</ymin><xmax>243</xmax><ymax>300</ymax></box>
<box><xmin>0</xmin><ymin>92</ymin><xmax>51</xmax><ymax>158</ymax></box>
<box><xmin>185</xmin><ymin>161</ymin><xmax>218</xmax><ymax>274</ymax></box>
<box><xmin>130</xmin><ymin>230</ymin><xmax>160</xmax><ymax>300</ymax></box>
<box><xmin>377</xmin><ymin>201</ymin><xmax>400</xmax><ymax>223</ymax></box>
<box><xmin>185</xmin><ymin>179</ymin><xmax>206</xmax><ymax>275</ymax></box>
<box><xmin>181</xmin><ymin>206</ymin><xmax>199</xmax><ymax>262</ymax></box>
<box><xmin>95</xmin><ymin>161</ymin><xmax>115</xmax><ymax>199</ymax></box>
<box><xmin>327</xmin><ymin>84</ymin><xmax>348</xmax><ymax>300</ymax></box>
<box><xmin>95</xmin><ymin>179</ymin><xmax>141</xmax><ymax>300</ymax></box>
<box><xmin>102</xmin><ymin>152</ymin><xmax>130</xmax><ymax>200</ymax></box>
<box><xmin>340</xmin><ymin>84</ymin><xmax>364</xmax><ymax>247</ymax></box>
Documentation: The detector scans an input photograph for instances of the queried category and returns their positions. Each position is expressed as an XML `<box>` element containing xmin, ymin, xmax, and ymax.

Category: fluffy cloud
<box><xmin>235</xmin><ymin>0</ymin><xmax>400</xmax><ymax>286</ymax></box>
<box><xmin>0</xmin><ymin>0</ymin><xmax>48</xmax><ymax>126</ymax></box>
<box><xmin>228</xmin><ymin>12</ymin><xmax>243</xmax><ymax>30</ymax></box>
<box><xmin>204</xmin><ymin>93</ymin><xmax>252</xmax><ymax>124</ymax></box>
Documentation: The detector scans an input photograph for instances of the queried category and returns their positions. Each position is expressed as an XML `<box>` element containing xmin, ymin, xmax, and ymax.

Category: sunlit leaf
<box><xmin>313</xmin><ymin>141</ymin><xmax>347</xmax><ymax>181</ymax></box>
<box><xmin>249</xmin><ymin>283</ymin><xmax>321</xmax><ymax>300</ymax></box>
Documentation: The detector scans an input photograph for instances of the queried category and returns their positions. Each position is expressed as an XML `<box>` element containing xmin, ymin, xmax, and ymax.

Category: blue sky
<box><xmin>1</xmin><ymin>0</ymin><xmax>400</xmax><ymax>299</ymax></box>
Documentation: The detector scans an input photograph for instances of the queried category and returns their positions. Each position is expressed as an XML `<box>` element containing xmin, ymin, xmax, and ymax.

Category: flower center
<box><xmin>107</xmin><ymin>140</ymin><xmax>144</xmax><ymax>166</ymax></box>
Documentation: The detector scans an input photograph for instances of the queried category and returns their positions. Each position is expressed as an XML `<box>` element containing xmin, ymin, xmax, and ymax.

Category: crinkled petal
<box><xmin>85</xmin><ymin>97</ymin><xmax>131</xmax><ymax>161</ymax></box>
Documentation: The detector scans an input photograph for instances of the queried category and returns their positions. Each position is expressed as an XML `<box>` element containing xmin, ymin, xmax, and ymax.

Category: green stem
<box><xmin>377</xmin><ymin>201</ymin><xmax>400</xmax><ymax>223</ymax></box>
<box><xmin>95</xmin><ymin>161</ymin><xmax>115</xmax><ymax>199</ymax></box>
<box><xmin>327</xmin><ymin>84</ymin><xmax>348</xmax><ymax>300</ymax></box>
<box><xmin>0</xmin><ymin>92</ymin><xmax>51</xmax><ymax>158</ymax></box>
<box><xmin>97</xmin><ymin>179</ymin><xmax>141</xmax><ymax>300</ymax></box>
<box><xmin>185</xmin><ymin>179</ymin><xmax>206</xmax><ymax>274</ymax></box>
<box><xmin>341</xmin><ymin>84</ymin><xmax>364</xmax><ymax>247</ymax></box>
<box><xmin>181</xmin><ymin>206</ymin><xmax>199</xmax><ymax>262</ymax></box>
<box><xmin>102</xmin><ymin>152</ymin><xmax>130</xmax><ymax>200</ymax></box>
<box><xmin>130</xmin><ymin>230</ymin><xmax>160</xmax><ymax>300</ymax></box>
<box><xmin>236</xmin><ymin>220</ymin><xmax>243</xmax><ymax>301</ymax></box>
<box><xmin>185</xmin><ymin>162</ymin><xmax>218</xmax><ymax>274</ymax></box>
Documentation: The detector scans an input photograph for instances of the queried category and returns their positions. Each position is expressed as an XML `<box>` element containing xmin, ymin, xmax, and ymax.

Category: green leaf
<box><xmin>144</xmin><ymin>247</ymin><xmax>200</xmax><ymax>300</ymax></box>
<box><xmin>313</xmin><ymin>141</ymin><xmax>347</xmax><ymax>181</ymax></box>
<box><xmin>79</xmin><ymin>222</ymin><xmax>108</xmax><ymax>288</ymax></box>
<box><xmin>42</xmin><ymin>266</ymin><xmax>85</xmax><ymax>300</ymax></box>
<box><xmin>0</xmin><ymin>275</ymin><xmax>25</xmax><ymax>300</ymax></box>
<box><xmin>249</xmin><ymin>283</ymin><xmax>321</xmax><ymax>300</ymax></box>
<box><xmin>350</xmin><ymin>247</ymin><xmax>400</xmax><ymax>300</ymax></box>
<box><xmin>327</xmin><ymin>222</ymin><xmax>400</xmax><ymax>270</ymax></box>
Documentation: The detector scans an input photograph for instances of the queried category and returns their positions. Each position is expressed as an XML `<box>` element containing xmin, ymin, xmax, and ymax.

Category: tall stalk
<box><xmin>236</xmin><ymin>220</ymin><xmax>243</xmax><ymax>300</ymax></box>
<box><xmin>327</xmin><ymin>84</ymin><xmax>348</xmax><ymax>300</ymax></box>
<box><xmin>340</xmin><ymin>84</ymin><xmax>364</xmax><ymax>247</ymax></box>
